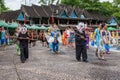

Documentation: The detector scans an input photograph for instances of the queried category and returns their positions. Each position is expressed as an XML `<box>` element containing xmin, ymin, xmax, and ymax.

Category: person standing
<box><xmin>69</xmin><ymin>27</ymin><xmax>75</xmax><ymax>47</ymax></box>
<box><xmin>75</xmin><ymin>26</ymin><xmax>88</xmax><ymax>62</ymax></box>
<box><xmin>18</xmin><ymin>27</ymin><xmax>29</xmax><ymax>63</ymax></box>
<box><xmin>42</xmin><ymin>31</ymin><xmax>47</xmax><ymax>47</ymax></box>
<box><xmin>5</xmin><ymin>32</ymin><xmax>10</xmax><ymax>45</ymax></box>
<box><xmin>28</xmin><ymin>30</ymin><xmax>32</xmax><ymax>48</ymax></box>
<box><xmin>94</xmin><ymin>24</ymin><xmax>102</xmax><ymax>58</ymax></box>
<box><xmin>51</xmin><ymin>24</ymin><xmax>60</xmax><ymax>54</ymax></box>
<box><xmin>105</xmin><ymin>26</ymin><xmax>111</xmax><ymax>54</ymax></box>
<box><xmin>47</xmin><ymin>25</ymin><xmax>54</xmax><ymax>51</ymax></box>
<box><xmin>85</xmin><ymin>29</ymin><xmax>90</xmax><ymax>49</ymax></box>
<box><xmin>67</xmin><ymin>27</ymin><xmax>70</xmax><ymax>45</ymax></box>
<box><xmin>31</xmin><ymin>30</ymin><xmax>36</xmax><ymax>47</ymax></box>
<box><xmin>1</xmin><ymin>27</ymin><xmax>6</xmax><ymax>50</ymax></box>
<box><xmin>99</xmin><ymin>24</ymin><xmax>107</xmax><ymax>60</ymax></box>
<box><xmin>63</xmin><ymin>28</ymin><xmax>68</xmax><ymax>46</ymax></box>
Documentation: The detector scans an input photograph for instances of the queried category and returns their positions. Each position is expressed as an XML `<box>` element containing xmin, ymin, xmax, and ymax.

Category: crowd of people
<box><xmin>0</xmin><ymin>23</ymin><xmax>119</xmax><ymax>63</ymax></box>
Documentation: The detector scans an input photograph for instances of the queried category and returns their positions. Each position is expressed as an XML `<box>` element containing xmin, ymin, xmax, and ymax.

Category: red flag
<box><xmin>24</xmin><ymin>15</ymin><xmax>27</xmax><ymax>24</ymax></box>
<box><xmin>51</xmin><ymin>15</ymin><xmax>54</xmax><ymax>23</ymax></box>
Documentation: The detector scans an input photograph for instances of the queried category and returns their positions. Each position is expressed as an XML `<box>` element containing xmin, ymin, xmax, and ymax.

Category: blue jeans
<box><xmin>52</xmin><ymin>42</ymin><xmax>59</xmax><ymax>52</ymax></box>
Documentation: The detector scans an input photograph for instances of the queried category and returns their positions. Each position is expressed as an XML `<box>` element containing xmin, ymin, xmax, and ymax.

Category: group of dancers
<box><xmin>12</xmin><ymin>22</ymin><xmax>112</xmax><ymax>63</ymax></box>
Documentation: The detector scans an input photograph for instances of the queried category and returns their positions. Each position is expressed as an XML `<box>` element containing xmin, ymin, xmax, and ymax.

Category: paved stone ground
<box><xmin>0</xmin><ymin>41</ymin><xmax>120</xmax><ymax>80</ymax></box>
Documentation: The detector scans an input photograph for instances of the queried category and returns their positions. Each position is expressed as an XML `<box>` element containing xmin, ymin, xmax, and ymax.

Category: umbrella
<box><xmin>24</xmin><ymin>24</ymin><xmax>32</xmax><ymax>30</ymax></box>
<box><xmin>39</xmin><ymin>25</ymin><xmax>48</xmax><ymax>30</ymax></box>
<box><xmin>8</xmin><ymin>22</ymin><xmax>18</xmax><ymax>28</ymax></box>
<box><xmin>0</xmin><ymin>20</ymin><xmax>9</xmax><ymax>27</ymax></box>
<box><xmin>31</xmin><ymin>25</ymin><xmax>41</xmax><ymax>30</ymax></box>
<box><xmin>108</xmin><ymin>27</ymin><xmax>116</xmax><ymax>31</ymax></box>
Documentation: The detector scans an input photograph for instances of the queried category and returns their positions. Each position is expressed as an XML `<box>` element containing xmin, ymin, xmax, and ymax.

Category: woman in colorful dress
<box><xmin>85</xmin><ymin>29</ymin><xmax>90</xmax><ymax>49</ymax></box>
<box><xmin>99</xmin><ymin>24</ymin><xmax>107</xmax><ymax>60</ymax></box>
<box><xmin>105</xmin><ymin>26</ymin><xmax>111</xmax><ymax>54</ymax></box>
<box><xmin>69</xmin><ymin>27</ymin><xmax>75</xmax><ymax>47</ymax></box>
<box><xmin>94</xmin><ymin>24</ymin><xmax>102</xmax><ymax>58</ymax></box>
<box><xmin>63</xmin><ymin>28</ymin><xmax>68</xmax><ymax>46</ymax></box>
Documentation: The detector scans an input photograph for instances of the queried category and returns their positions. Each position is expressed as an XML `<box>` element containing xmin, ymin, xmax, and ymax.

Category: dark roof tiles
<box><xmin>22</xmin><ymin>5</ymin><xmax>39</xmax><ymax>18</ymax></box>
<box><xmin>32</xmin><ymin>4</ymin><xmax>48</xmax><ymax>17</ymax></box>
<box><xmin>0</xmin><ymin>4</ymin><xmax>106</xmax><ymax>22</ymax></box>
<box><xmin>0</xmin><ymin>10</ymin><xmax>21</xmax><ymax>22</ymax></box>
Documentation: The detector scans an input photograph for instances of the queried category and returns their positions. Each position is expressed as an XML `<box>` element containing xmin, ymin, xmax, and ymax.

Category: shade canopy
<box><xmin>108</xmin><ymin>27</ymin><xmax>117</xmax><ymax>31</ymax></box>
<box><xmin>31</xmin><ymin>25</ymin><xmax>41</xmax><ymax>30</ymax></box>
<box><xmin>24</xmin><ymin>24</ymin><xmax>32</xmax><ymax>30</ymax></box>
<box><xmin>24</xmin><ymin>24</ymin><xmax>40</xmax><ymax>30</ymax></box>
<box><xmin>8</xmin><ymin>22</ymin><xmax>18</xmax><ymax>28</ymax></box>
<box><xmin>0</xmin><ymin>21</ymin><xmax>9</xmax><ymax>27</ymax></box>
<box><xmin>39</xmin><ymin>25</ymin><xmax>48</xmax><ymax>30</ymax></box>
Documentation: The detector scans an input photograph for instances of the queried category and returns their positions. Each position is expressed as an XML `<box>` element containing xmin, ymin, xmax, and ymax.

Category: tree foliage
<box><xmin>113</xmin><ymin>0</ymin><xmax>120</xmax><ymax>7</ymax></box>
<box><xmin>0</xmin><ymin>0</ymin><xmax>8</xmax><ymax>13</ymax></box>
<box><xmin>61</xmin><ymin>0</ymin><xmax>120</xmax><ymax>21</ymax></box>
<box><xmin>39</xmin><ymin>0</ymin><xmax>57</xmax><ymax>5</ymax></box>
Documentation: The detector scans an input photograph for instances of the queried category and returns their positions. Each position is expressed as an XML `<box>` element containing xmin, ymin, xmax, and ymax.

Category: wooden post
<box><xmin>58</xmin><ymin>19</ymin><xmax>59</xmax><ymax>25</ymax></box>
<box><xmin>48</xmin><ymin>18</ymin><xmax>50</xmax><ymax>25</ymax></box>
<box><xmin>67</xmin><ymin>20</ymin><xmax>69</xmax><ymax>25</ymax></box>
<box><xmin>39</xmin><ymin>18</ymin><xmax>41</xmax><ymax>25</ymax></box>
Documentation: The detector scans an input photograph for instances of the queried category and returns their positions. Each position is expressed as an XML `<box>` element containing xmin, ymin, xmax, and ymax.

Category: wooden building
<box><xmin>0</xmin><ymin>4</ymin><xmax>119</xmax><ymax>29</ymax></box>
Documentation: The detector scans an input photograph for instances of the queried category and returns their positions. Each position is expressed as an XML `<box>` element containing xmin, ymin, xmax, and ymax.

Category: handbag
<box><xmin>48</xmin><ymin>36</ymin><xmax>54</xmax><ymax>43</ymax></box>
<box><xmin>91</xmin><ymin>40</ymin><xmax>94</xmax><ymax>46</ymax></box>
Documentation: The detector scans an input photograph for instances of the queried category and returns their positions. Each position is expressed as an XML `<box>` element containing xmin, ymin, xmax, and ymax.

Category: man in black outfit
<box><xmin>75</xmin><ymin>26</ymin><xmax>88</xmax><ymax>62</ymax></box>
<box><xmin>18</xmin><ymin>27</ymin><xmax>29</xmax><ymax>63</ymax></box>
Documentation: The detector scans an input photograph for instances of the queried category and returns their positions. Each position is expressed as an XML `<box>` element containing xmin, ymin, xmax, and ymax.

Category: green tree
<box><xmin>61</xmin><ymin>0</ymin><xmax>77</xmax><ymax>7</ymax></box>
<box><xmin>98</xmin><ymin>2</ymin><xmax>115</xmax><ymax>17</ymax></box>
<box><xmin>113</xmin><ymin>0</ymin><xmax>120</xmax><ymax>7</ymax></box>
<box><xmin>39</xmin><ymin>0</ymin><xmax>56</xmax><ymax>5</ymax></box>
<box><xmin>61</xmin><ymin>0</ymin><xmax>101</xmax><ymax>10</ymax></box>
<box><xmin>0</xmin><ymin>0</ymin><xmax>8</xmax><ymax>13</ymax></box>
<box><xmin>61</xmin><ymin>0</ymin><xmax>120</xmax><ymax>21</ymax></box>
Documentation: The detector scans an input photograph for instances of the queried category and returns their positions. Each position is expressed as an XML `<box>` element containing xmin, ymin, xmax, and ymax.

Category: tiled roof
<box><xmin>0</xmin><ymin>10</ymin><xmax>21</xmax><ymax>22</ymax></box>
<box><xmin>0</xmin><ymin>4</ymin><xmax>106</xmax><ymax>22</ymax></box>
<box><xmin>41</xmin><ymin>5</ymin><xmax>52</xmax><ymax>17</ymax></box>
<box><xmin>87</xmin><ymin>11</ymin><xmax>104</xmax><ymax>21</ymax></box>
<box><xmin>105</xmin><ymin>16</ymin><xmax>120</xmax><ymax>25</ymax></box>
<box><xmin>22</xmin><ymin>5</ymin><xmax>39</xmax><ymax>18</ymax></box>
<box><xmin>32</xmin><ymin>4</ymin><xmax>48</xmax><ymax>17</ymax></box>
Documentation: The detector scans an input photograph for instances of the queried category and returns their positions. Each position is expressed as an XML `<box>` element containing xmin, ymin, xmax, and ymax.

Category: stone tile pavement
<box><xmin>0</xmin><ymin>41</ymin><xmax>120</xmax><ymax>80</ymax></box>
